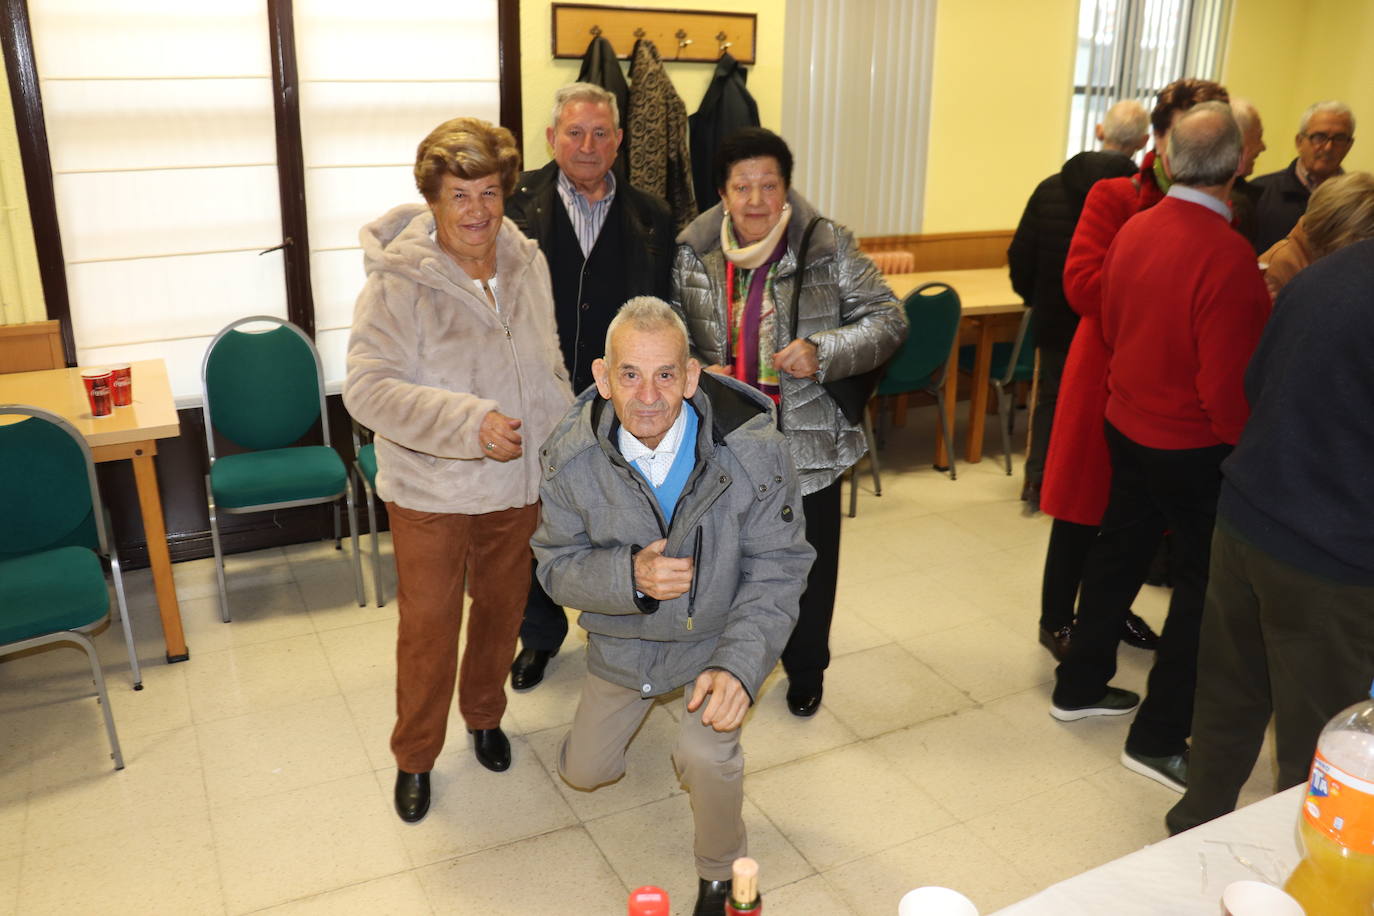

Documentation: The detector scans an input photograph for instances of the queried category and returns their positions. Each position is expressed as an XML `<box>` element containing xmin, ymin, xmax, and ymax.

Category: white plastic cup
<box><xmin>1219</xmin><ymin>880</ymin><xmax>1304</xmax><ymax>916</ymax></box>
<box><xmin>897</xmin><ymin>886</ymin><xmax>979</xmax><ymax>916</ymax></box>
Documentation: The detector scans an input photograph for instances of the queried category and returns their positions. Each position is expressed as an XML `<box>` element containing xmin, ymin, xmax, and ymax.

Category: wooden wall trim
<box><xmin>859</xmin><ymin>229</ymin><xmax>1015</xmax><ymax>271</ymax></box>
<box><xmin>498</xmin><ymin>0</ymin><xmax>523</xmax><ymax>152</ymax></box>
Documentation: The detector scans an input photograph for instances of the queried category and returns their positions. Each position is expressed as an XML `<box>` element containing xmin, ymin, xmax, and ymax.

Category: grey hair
<box><xmin>551</xmin><ymin>82</ymin><xmax>620</xmax><ymax>131</ymax></box>
<box><xmin>604</xmin><ymin>296</ymin><xmax>690</xmax><ymax>365</ymax></box>
<box><xmin>1299</xmin><ymin>100</ymin><xmax>1355</xmax><ymax>135</ymax></box>
<box><xmin>1167</xmin><ymin>101</ymin><xmax>1242</xmax><ymax>186</ymax></box>
<box><xmin>1230</xmin><ymin>98</ymin><xmax>1259</xmax><ymax>134</ymax></box>
<box><xmin>1101</xmin><ymin>100</ymin><xmax>1149</xmax><ymax>148</ymax></box>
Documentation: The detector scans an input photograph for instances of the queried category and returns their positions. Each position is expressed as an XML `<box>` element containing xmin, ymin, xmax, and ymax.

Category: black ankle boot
<box><xmin>693</xmin><ymin>878</ymin><xmax>732</xmax><ymax>915</ymax></box>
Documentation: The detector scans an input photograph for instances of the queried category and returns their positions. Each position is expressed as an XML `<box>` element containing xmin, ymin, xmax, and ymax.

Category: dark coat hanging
<box><xmin>688</xmin><ymin>53</ymin><xmax>760</xmax><ymax>213</ymax></box>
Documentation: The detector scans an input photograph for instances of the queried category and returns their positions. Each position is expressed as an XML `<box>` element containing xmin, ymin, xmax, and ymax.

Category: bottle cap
<box><xmin>628</xmin><ymin>886</ymin><xmax>669</xmax><ymax>916</ymax></box>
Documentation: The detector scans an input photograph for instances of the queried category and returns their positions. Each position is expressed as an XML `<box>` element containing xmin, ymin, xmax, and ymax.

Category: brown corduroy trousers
<box><xmin>386</xmin><ymin>501</ymin><xmax>539</xmax><ymax>773</ymax></box>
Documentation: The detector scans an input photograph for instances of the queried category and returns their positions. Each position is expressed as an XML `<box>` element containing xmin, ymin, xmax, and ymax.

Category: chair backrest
<box><xmin>996</xmin><ymin>309</ymin><xmax>1037</xmax><ymax>386</ymax></box>
<box><xmin>0</xmin><ymin>320</ymin><xmax>66</xmax><ymax>373</ymax></box>
<box><xmin>0</xmin><ymin>405</ymin><xmax>106</xmax><ymax>561</ymax></box>
<box><xmin>201</xmin><ymin>316</ymin><xmax>329</xmax><ymax>459</ymax></box>
<box><xmin>878</xmin><ymin>283</ymin><xmax>963</xmax><ymax>395</ymax></box>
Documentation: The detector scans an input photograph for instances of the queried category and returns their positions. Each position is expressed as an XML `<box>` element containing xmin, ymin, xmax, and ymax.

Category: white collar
<box><xmin>618</xmin><ymin>406</ymin><xmax>690</xmax><ymax>485</ymax></box>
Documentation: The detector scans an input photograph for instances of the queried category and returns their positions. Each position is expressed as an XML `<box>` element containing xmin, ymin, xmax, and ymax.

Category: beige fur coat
<box><xmin>344</xmin><ymin>204</ymin><xmax>572</xmax><ymax>514</ymax></box>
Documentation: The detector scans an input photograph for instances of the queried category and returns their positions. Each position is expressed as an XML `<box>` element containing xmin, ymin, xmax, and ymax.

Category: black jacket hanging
<box><xmin>576</xmin><ymin>35</ymin><xmax>631</xmax><ymax>181</ymax></box>
<box><xmin>688</xmin><ymin>53</ymin><xmax>760</xmax><ymax>213</ymax></box>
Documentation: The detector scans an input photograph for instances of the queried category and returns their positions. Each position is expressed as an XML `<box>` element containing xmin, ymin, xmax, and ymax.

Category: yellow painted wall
<box><xmin>1224</xmin><ymin>0</ymin><xmax>1372</xmax><ymax>177</ymax></box>
<box><xmin>0</xmin><ymin>55</ymin><xmax>47</xmax><ymax>324</ymax></box>
<box><xmin>921</xmin><ymin>0</ymin><xmax>1080</xmax><ymax>233</ymax></box>
<box><xmin>518</xmin><ymin>0</ymin><xmax>786</xmax><ymax>172</ymax></box>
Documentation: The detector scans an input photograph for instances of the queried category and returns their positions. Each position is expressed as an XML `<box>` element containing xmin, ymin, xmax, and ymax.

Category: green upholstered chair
<box><xmin>350</xmin><ymin>420</ymin><xmax>386</xmax><ymax>607</ymax></box>
<box><xmin>874</xmin><ymin>282</ymin><xmax>963</xmax><ymax>484</ymax></box>
<box><xmin>959</xmin><ymin>308</ymin><xmax>1036</xmax><ymax>475</ymax></box>
<box><xmin>0</xmin><ymin>405</ymin><xmax>132</xmax><ymax>770</ymax></box>
<box><xmin>200</xmin><ymin>317</ymin><xmax>363</xmax><ymax>622</ymax></box>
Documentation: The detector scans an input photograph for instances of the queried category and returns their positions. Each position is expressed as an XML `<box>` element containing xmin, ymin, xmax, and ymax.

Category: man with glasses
<box><xmin>1249</xmin><ymin>100</ymin><xmax>1356</xmax><ymax>252</ymax></box>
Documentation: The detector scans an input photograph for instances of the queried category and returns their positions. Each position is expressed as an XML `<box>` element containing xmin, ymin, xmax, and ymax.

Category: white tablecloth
<box><xmin>991</xmin><ymin>785</ymin><xmax>1305</xmax><ymax>915</ymax></box>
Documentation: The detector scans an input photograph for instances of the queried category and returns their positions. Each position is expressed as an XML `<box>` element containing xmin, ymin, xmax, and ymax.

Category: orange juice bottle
<box><xmin>1284</xmin><ymin>682</ymin><xmax>1374</xmax><ymax>915</ymax></box>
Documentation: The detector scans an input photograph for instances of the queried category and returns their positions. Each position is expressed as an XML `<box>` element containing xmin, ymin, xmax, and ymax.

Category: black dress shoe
<box><xmin>786</xmin><ymin>681</ymin><xmax>823</xmax><ymax>717</ymax></box>
<box><xmin>1122</xmin><ymin>612</ymin><xmax>1160</xmax><ymax>650</ymax></box>
<box><xmin>468</xmin><ymin>727</ymin><xmax>511</xmax><ymax>772</ymax></box>
<box><xmin>692</xmin><ymin>878</ymin><xmax>732</xmax><ymax>916</ymax></box>
<box><xmin>510</xmin><ymin>648</ymin><xmax>557</xmax><ymax>690</ymax></box>
<box><xmin>394</xmin><ymin>769</ymin><xmax>430</xmax><ymax>823</ymax></box>
<box><xmin>1039</xmin><ymin>624</ymin><xmax>1073</xmax><ymax>661</ymax></box>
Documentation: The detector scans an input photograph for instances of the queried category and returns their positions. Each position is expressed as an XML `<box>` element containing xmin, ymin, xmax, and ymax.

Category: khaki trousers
<box><xmin>387</xmin><ymin>501</ymin><xmax>539</xmax><ymax>773</ymax></box>
<box><xmin>558</xmin><ymin>671</ymin><xmax>746</xmax><ymax>880</ymax></box>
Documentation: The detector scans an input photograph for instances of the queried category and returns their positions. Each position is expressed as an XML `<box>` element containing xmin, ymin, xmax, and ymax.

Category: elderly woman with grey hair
<box><xmin>344</xmin><ymin>117</ymin><xmax>572</xmax><ymax>823</ymax></box>
<box><xmin>671</xmin><ymin>127</ymin><xmax>907</xmax><ymax>718</ymax></box>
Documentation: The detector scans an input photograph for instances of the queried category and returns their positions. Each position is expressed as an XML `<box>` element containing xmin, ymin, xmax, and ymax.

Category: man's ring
<box><xmin>485</xmin><ymin>441</ymin><xmax>495</xmax><ymax>450</ymax></box>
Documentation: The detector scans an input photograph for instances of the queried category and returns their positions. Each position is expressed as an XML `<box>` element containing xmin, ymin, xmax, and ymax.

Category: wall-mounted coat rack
<box><xmin>551</xmin><ymin>3</ymin><xmax>757</xmax><ymax>64</ymax></box>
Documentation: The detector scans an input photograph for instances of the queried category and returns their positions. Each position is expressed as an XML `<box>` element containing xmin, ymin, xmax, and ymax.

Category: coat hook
<box><xmin>634</xmin><ymin>27</ymin><xmax>646</xmax><ymax>38</ymax></box>
<box><xmin>676</xmin><ymin>28</ymin><xmax>692</xmax><ymax>50</ymax></box>
<box><xmin>717</xmin><ymin>30</ymin><xmax>732</xmax><ymax>53</ymax></box>
<box><xmin>589</xmin><ymin>24</ymin><xmax>601</xmax><ymax>37</ymax></box>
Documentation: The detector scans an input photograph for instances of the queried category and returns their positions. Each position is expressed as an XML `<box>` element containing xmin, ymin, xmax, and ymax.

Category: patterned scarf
<box><xmin>722</xmin><ymin>207</ymin><xmax>792</xmax><ymax>403</ymax></box>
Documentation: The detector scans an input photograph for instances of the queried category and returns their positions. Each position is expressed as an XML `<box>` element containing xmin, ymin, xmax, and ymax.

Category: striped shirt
<box><xmin>555</xmin><ymin>168</ymin><xmax>617</xmax><ymax>257</ymax></box>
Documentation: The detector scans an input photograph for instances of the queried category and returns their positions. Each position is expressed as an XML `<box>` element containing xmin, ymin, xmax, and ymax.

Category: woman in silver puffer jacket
<box><xmin>671</xmin><ymin>127</ymin><xmax>907</xmax><ymax>718</ymax></box>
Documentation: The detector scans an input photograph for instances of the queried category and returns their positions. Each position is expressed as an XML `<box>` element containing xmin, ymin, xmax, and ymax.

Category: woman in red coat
<box><xmin>1038</xmin><ymin>79</ymin><xmax>1231</xmax><ymax>659</ymax></box>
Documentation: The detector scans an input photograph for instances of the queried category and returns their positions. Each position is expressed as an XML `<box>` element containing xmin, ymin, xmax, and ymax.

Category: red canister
<box><xmin>81</xmin><ymin>368</ymin><xmax>114</xmax><ymax>417</ymax></box>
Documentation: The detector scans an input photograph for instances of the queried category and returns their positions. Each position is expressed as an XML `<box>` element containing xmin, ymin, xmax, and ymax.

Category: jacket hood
<box><xmin>1060</xmin><ymin>151</ymin><xmax>1139</xmax><ymax>208</ymax></box>
<box><xmin>676</xmin><ymin>188</ymin><xmax>830</xmax><ymax>264</ymax></box>
<box><xmin>359</xmin><ymin>202</ymin><xmax>541</xmax><ymax>298</ymax></box>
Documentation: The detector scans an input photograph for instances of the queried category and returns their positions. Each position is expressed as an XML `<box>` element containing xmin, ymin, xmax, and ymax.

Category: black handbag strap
<box><xmin>788</xmin><ymin>217</ymin><xmax>825</xmax><ymax>340</ymax></box>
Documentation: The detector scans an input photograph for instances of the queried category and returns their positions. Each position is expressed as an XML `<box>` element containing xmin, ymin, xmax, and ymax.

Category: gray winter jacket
<box><xmin>531</xmin><ymin>373</ymin><xmax>816</xmax><ymax>701</ymax></box>
<box><xmin>671</xmin><ymin>191</ymin><xmax>907</xmax><ymax>495</ymax></box>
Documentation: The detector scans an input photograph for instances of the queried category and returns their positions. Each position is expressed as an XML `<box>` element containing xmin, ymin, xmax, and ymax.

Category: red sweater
<box><xmin>1100</xmin><ymin>194</ymin><xmax>1270</xmax><ymax>449</ymax></box>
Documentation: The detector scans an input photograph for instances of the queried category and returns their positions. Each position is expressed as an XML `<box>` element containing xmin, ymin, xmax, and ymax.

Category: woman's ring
<box><xmin>485</xmin><ymin>441</ymin><xmax>495</xmax><ymax>450</ymax></box>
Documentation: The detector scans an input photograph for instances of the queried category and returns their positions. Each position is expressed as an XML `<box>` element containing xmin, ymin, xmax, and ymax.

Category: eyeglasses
<box><xmin>1302</xmin><ymin>132</ymin><xmax>1355</xmax><ymax>147</ymax></box>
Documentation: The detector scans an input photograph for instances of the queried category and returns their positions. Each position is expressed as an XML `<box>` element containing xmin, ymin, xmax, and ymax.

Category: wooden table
<box><xmin>886</xmin><ymin>269</ymin><xmax>1025</xmax><ymax>465</ymax></box>
<box><xmin>0</xmin><ymin>359</ymin><xmax>189</xmax><ymax>662</ymax></box>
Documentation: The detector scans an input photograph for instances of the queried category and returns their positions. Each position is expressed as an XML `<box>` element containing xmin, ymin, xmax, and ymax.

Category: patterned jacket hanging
<box><xmin>627</xmin><ymin>38</ymin><xmax>697</xmax><ymax>231</ymax></box>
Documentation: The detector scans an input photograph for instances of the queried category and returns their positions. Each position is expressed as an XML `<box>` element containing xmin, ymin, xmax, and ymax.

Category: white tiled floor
<box><xmin>0</xmin><ymin>408</ymin><xmax>1280</xmax><ymax>915</ymax></box>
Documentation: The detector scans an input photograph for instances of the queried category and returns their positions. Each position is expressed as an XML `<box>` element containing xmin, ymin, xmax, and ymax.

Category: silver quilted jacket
<box><xmin>670</xmin><ymin>191</ymin><xmax>907</xmax><ymax>495</ymax></box>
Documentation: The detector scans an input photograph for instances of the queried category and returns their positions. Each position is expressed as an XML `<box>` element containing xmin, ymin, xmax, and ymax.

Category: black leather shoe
<box><xmin>1122</xmin><ymin>612</ymin><xmax>1160</xmax><ymax>650</ymax></box>
<box><xmin>510</xmin><ymin>648</ymin><xmax>557</xmax><ymax>690</ymax></box>
<box><xmin>468</xmin><ymin>727</ymin><xmax>511</xmax><ymax>772</ymax></box>
<box><xmin>786</xmin><ymin>680</ymin><xmax>823</xmax><ymax>718</ymax></box>
<box><xmin>693</xmin><ymin>878</ymin><xmax>732</xmax><ymax>916</ymax></box>
<box><xmin>394</xmin><ymin>769</ymin><xmax>430</xmax><ymax>823</ymax></box>
<box><xmin>1039</xmin><ymin>624</ymin><xmax>1073</xmax><ymax>661</ymax></box>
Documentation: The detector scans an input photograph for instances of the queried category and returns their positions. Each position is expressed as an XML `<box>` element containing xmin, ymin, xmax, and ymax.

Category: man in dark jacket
<box><xmin>1008</xmin><ymin>99</ymin><xmax>1146</xmax><ymax>508</ymax></box>
<box><xmin>1248</xmin><ymin>100</ymin><xmax>1356</xmax><ymax>252</ymax></box>
<box><xmin>533</xmin><ymin>298</ymin><xmax>813</xmax><ymax>916</ymax></box>
<box><xmin>1166</xmin><ymin>239</ymin><xmax>1374</xmax><ymax>835</ymax></box>
<box><xmin>506</xmin><ymin>82</ymin><xmax>675</xmax><ymax>689</ymax></box>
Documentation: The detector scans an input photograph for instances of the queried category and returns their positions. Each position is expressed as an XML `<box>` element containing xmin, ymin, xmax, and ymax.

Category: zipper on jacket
<box><xmin>686</xmin><ymin>526</ymin><xmax>703</xmax><ymax>630</ymax></box>
<box><xmin>501</xmin><ymin>319</ymin><xmax>529</xmax><ymax>442</ymax></box>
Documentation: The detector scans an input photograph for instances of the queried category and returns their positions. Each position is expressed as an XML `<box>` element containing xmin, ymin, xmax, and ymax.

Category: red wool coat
<box><xmin>1039</xmin><ymin>155</ymin><xmax>1165</xmax><ymax>526</ymax></box>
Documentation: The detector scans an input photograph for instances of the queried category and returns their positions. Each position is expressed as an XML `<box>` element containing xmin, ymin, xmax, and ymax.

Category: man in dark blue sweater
<box><xmin>1166</xmin><ymin>237</ymin><xmax>1374</xmax><ymax>835</ymax></box>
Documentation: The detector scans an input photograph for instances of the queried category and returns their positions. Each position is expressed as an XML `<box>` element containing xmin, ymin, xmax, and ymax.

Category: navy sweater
<box><xmin>1219</xmin><ymin>237</ymin><xmax>1374</xmax><ymax>584</ymax></box>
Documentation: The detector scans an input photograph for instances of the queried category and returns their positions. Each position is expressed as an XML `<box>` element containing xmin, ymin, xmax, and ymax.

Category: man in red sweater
<box><xmin>1049</xmin><ymin>102</ymin><xmax>1271</xmax><ymax>794</ymax></box>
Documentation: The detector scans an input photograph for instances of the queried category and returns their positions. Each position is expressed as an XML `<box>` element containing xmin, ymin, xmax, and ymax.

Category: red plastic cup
<box><xmin>81</xmin><ymin>369</ymin><xmax>114</xmax><ymax>417</ymax></box>
<box><xmin>109</xmin><ymin>363</ymin><xmax>133</xmax><ymax>407</ymax></box>
<box><xmin>628</xmin><ymin>886</ymin><xmax>669</xmax><ymax>916</ymax></box>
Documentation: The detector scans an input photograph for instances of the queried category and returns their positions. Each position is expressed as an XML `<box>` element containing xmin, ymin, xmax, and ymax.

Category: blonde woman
<box><xmin>1260</xmin><ymin>171</ymin><xmax>1374</xmax><ymax>300</ymax></box>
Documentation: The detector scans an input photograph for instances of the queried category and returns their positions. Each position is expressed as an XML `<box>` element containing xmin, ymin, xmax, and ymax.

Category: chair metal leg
<box><xmin>333</xmin><ymin>502</ymin><xmax>342</xmax><ymax>550</ymax></box>
<box><xmin>996</xmin><ymin>383</ymin><xmax>1013</xmax><ymax>476</ymax></box>
<box><xmin>109</xmin><ymin>553</ymin><xmax>143</xmax><ymax>690</ymax></box>
<box><xmin>344</xmin><ymin>488</ymin><xmax>364</xmax><ymax>608</ymax></box>
<box><xmin>934</xmin><ymin>388</ymin><xmax>957</xmax><ymax>480</ymax></box>
<box><xmin>206</xmin><ymin>475</ymin><xmax>230</xmax><ymax>622</ymax></box>
<box><xmin>364</xmin><ymin>480</ymin><xmax>383</xmax><ymax>607</ymax></box>
<box><xmin>863</xmin><ymin>410</ymin><xmax>882</xmax><ymax>497</ymax></box>
<box><xmin>848</xmin><ymin>465</ymin><xmax>858</xmax><ymax>518</ymax></box>
<box><xmin>74</xmin><ymin>630</ymin><xmax>124</xmax><ymax>770</ymax></box>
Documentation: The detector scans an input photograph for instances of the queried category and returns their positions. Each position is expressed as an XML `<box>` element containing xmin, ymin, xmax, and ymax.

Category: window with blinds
<box><xmin>781</xmin><ymin>0</ymin><xmax>935</xmax><ymax>236</ymax></box>
<box><xmin>26</xmin><ymin>0</ymin><xmax>501</xmax><ymax>400</ymax></box>
<box><xmin>1067</xmin><ymin>0</ymin><xmax>1231</xmax><ymax>159</ymax></box>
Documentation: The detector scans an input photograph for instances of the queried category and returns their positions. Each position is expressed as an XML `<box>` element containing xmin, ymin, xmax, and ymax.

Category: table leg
<box><xmin>130</xmin><ymin>451</ymin><xmax>189</xmax><ymax>662</ymax></box>
<box><xmin>965</xmin><ymin>318</ymin><xmax>995</xmax><ymax>463</ymax></box>
<box><xmin>935</xmin><ymin>349</ymin><xmax>958</xmax><ymax>469</ymax></box>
